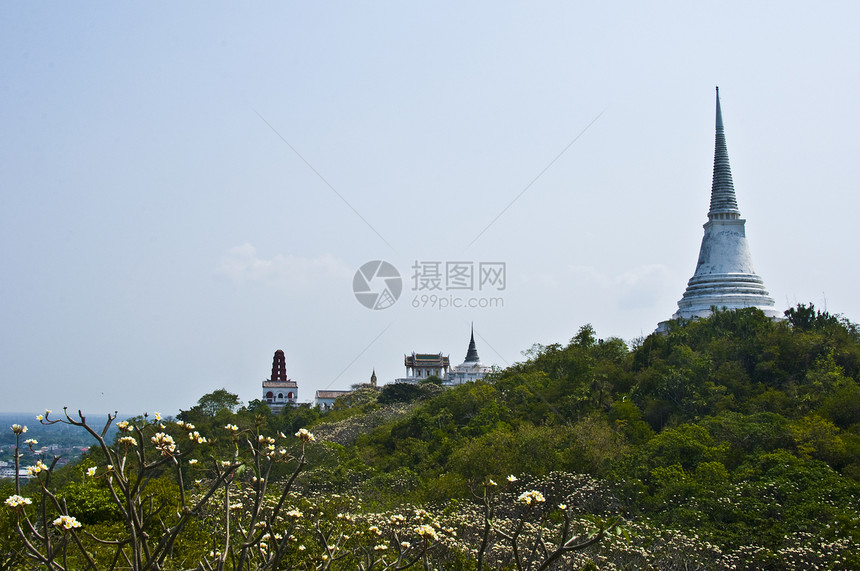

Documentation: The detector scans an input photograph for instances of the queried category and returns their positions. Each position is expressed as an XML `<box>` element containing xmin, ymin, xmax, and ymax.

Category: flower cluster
<box><xmin>151</xmin><ymin>432</ymin><xmax>177</xmax><ymax>455</ymax></box>
<box><xmin>295</xmin><ymin>428</ymin><xmax>315</xmax><ymax>442</ymax></box>
<box><xmin>53</xmin><ymin>515</ymin><xmax>82</xmax><ymax>530</ymax></box>
<box><xmin>27</xmin><ymin>460</ymin><xmax>49</xmax><ymax>476</ymax></box>
<box><xmin>517</xmin><ymin>490</ymin><xmax>546</xmax><ymax>505</ymax></box>
<box><xmin>188</xmin><ymin>431</ymin><xmax>207</xmax><ymax>444</ymax></box>
<box><xmin>10</xmin><ymin>424</ymin><xmax>27</xmax><ymax>435</ymax></box>
<box><xmin>414</xmin><ymin>524</ymin><xmax>439</xmax><ymax>541</ymax></box>
<box><xmin>5</xmin><ymin>495</ymin><xmax>32</xmax><ymax>509</ymax></box>
<box><xmin>118</xmin><ymin>436</ymin><xmax>138</xmax><ymax>447</ymax></box>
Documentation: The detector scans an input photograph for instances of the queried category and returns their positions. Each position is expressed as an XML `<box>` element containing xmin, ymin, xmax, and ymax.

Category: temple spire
<box><xmin>464</xmin><ymin>324</ymin><xmax>480</xmax><ymax>363</ymax></box>
<box><xmin>709</xmin><ymin>86</ymin><xmax>740</xmax><ymax>218</ymax></box>
<box><xmin>657</xmin><ymin>88</ymin><xmax>781</xmax><ymax>331</ymax></box>
<box><xmin>270</xmin><ymin>349</ymin><xmax>288</xmax><ymax>382</ymax></box>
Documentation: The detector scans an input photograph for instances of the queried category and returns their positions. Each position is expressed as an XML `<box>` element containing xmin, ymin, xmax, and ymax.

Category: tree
<box><xmin>195</xmin><ymin>388</ymin><xmax>241</xmax><ymax>416</ymax></box>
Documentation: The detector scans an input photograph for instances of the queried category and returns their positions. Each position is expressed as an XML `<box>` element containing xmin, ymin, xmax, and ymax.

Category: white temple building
<box><xmin>394</xmin><ymin>352</ymin><xmax>450</xmax><ymax>384</ymax></box>
<box><xmin>659</xmin><ymin>88</ymin><xmax>781</xmax><ymax>331</ymax></box>
<box><xmin>445</xmin><ymin>326</ymin><xmax>491</xmax><ymax>386</ymax></box>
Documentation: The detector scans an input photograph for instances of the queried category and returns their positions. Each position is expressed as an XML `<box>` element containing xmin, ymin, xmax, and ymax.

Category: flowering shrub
<box><xmin>2</xmin><ymin>410</ymin><xmax>632</xmax><ymax>571</ymax></box>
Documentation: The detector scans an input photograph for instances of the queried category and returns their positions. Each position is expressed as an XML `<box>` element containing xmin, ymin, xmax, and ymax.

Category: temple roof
<box><xmin>404</xmin><ymin>353</ymin><xmax>450</xmax><ymax>367</ymax></box>
<box><xmin>708</xmin><ymin>86</ymin><xmax>740</xmax><ymax>218</ymax></box>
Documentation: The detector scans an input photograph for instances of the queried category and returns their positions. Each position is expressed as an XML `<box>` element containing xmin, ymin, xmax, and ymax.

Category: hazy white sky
<box><xmin>2</xmin><ymin>2</ymin><xmax>859</xmax><ymax>414</ymax></box>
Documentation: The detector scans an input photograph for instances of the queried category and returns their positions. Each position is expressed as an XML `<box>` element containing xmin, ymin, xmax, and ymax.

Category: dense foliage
<box><xmin>3</xmin><ymin>304</ymin><xmax>859</xmax><ymax>569</ymax></box>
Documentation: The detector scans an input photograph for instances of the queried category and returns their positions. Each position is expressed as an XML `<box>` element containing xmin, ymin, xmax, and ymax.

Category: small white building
<box><xmin>314</xmin><ymin>390</ymin><xmax>353</xmax><ymax>410</ymax></box>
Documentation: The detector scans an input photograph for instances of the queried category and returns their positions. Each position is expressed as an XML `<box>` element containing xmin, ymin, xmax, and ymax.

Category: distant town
<box><xmin>0</xmin><ymin>413</ymin><xmax>118</xmax><ymax>480</ymax></box>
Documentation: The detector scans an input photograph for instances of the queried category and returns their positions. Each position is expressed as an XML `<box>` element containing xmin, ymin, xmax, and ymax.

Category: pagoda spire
<box><xmin>658</xmin><ymin>88</ymin><xmax>781</xmax><ymax>330</ymax></box>
<box><xmin>709</xmin><ymin>86</ymin><xmax>740</xmax><ymax>218</ymax></box>
<box><xmin>270</xmin><ymin>349</ymin><xmax>288</xmax><ymax>382</ymax></box>
<box><xmin>464</xmin><ymin>324</ymin><xmax>480</xmax><ymax>363</ymax></box>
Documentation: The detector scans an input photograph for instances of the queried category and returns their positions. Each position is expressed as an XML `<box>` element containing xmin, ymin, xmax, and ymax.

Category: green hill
<box><xmin>3</xmin><ymin>304</ymin><xmax>858</xmax><ymax>570</ymax></box>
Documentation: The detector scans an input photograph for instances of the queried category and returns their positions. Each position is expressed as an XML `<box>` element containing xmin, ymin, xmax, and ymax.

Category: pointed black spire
<box><xmin>464</xmin><ymin>324</ymin><xmax>480</xmax><ymax>363</ymax></box>
<box><xmin>709</xmin><ymin>86</ymin><xmax>740</xmax><ymax>219</ymax></box>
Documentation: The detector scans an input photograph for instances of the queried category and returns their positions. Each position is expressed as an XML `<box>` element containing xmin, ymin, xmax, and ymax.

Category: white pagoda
<box><xmin>660</xmin><ymin>88</ymin><xmax>781</xmax><ymax>331</ymax></box>
<box><xmin>446</xmin><ymin>326</ymin><xmax>491</xmax><ymax>386</ymax></box>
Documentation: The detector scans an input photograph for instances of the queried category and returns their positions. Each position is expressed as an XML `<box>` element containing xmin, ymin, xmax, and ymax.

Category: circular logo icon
<box><xmin>353</xmin><ymin>260</ymin><xmax>402</xmax><ymax>310</ymax></box>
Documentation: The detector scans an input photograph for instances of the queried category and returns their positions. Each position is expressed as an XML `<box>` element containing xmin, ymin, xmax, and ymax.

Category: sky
<box><xmin>2</xmin><ymin>2</ymin><xmax>859</xmax><ymax>415</ymax></box>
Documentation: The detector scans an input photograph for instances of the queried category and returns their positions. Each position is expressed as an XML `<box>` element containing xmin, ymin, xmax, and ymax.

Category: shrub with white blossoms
<box><xmin>4</xmin><ymin>409</ymin><xmax>631</xmax><ymax>571</ymax></box>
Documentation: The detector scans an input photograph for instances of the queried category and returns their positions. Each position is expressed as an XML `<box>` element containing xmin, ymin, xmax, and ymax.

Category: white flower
<box><xmin>116</xmin><ymin>421</ymin><xmax>130</xmax><ymax>431</ymax></box>
<box><xmin>298</xmin><ymin>545</ymin><xmax>306</xmax><ymax>551</ymax></box>
<box><xmin>24</xmin><ymin>438</ymin><xmax>37</xmax><ymax>446</ymax></box>
<box><xmin>53</xmin><ymin>515</ymin><xmax>82</xmax><ymax>530</ymax></box>
<box><xmin>558</xmin><ymin>503</ymin><xmax>567</xmax><ymax>510</ymax></box>
<box><xmin>5</xmin><ymin>495</ymin><xmax>32</xmax><ymax>508</ymax></box>
<box><xmin>414</xmin><ymin>524</ymin><xmax>438</xmax><ymax>541</ymax></box>
<box><xmin>188</xmin><ymin>458</ymin><xmax>198</xmax><ymax>465</ymax></box>
<box><xmin>86</xmin><ymin>467</ymin><xmax>97</xmax><ymax>477</ymax></box>
<box><xmin>224</xmin><ymin>424</ymin><xmax>239</xmax><ymax>432</ymax></box>
<box><xmin>10</xmin><ymin>424</ymin><xmax>27</xmax><ymax>435</ymax></box>
<box><xmin>27</xmin><ymin>460</ymin><xmax>49</xmax><ymax>476</ymax></box>
<box><xmin>487</xmin><ymin>479</ymin><xmax>497</xmax><ymax>487</ymax></box>
<box><xmin>517</xmin><ymin>490</ymin><xmax>546</xmax><ymax>505</ymax></box>
<box><xmin>295</xmin><ymin>428</ymin><xmax>315</xmax><ymax>442</ymax></box>
<box><xmin>389</xmin><ymin>514</ymin><xmax>406</xmax><ymax>525</ymax></box>
<box><xmin>151</xmin><ymin>432</ymin><xmax>176</xmax><ymax>455</ymax></box>
<box><xmin>507</xmin><ymin>475</ymin><xmax>518</xmax><ymax>483</ymax></box>
<box><xmin>153</xmin><ymin>412</ymin><xmax>162</xmax><ymax>421</ymax></box>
